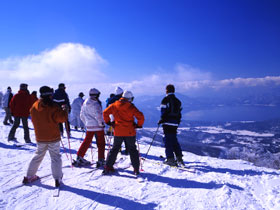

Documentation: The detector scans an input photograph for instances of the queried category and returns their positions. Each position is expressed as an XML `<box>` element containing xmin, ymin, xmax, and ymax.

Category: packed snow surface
<box><xmin>0</xmin><ymin>113</ymin><xmax>280</xmax><ymax>210</ymax></box>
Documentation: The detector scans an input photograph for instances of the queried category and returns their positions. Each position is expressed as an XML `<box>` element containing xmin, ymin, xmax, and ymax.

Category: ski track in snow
<box><xmin>0</xmin><ymin>112</ymin><xmax>280</xmax><ymax>210</ymax></box>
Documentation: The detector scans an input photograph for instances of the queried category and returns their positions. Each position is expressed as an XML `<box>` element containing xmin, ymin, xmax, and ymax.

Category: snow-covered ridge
<box><xmin>193</xmin><ymin>126</ymin><xmax>274</xmax><ymax>137</ymax></box>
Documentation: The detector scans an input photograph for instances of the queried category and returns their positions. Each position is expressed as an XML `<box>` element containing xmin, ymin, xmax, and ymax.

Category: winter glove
<box><xmin>99</xmin><ymin>122</ymin><xmax>105</xmax><ymax>128</ymax></box>
<box><xmin>134</xmin><ymin>124</ymin><xmax>142</xmax><ymax>129</ymax></box>
<box><xmin>157</xmin><ymin>119</ymin><xmax>164</xmax><ymax>125</ymax></box>
<box><xmin>61</xmin><ymin>104</ymin><xmax>69</xmax><ymax>113</ymax></box>
<box><xmin>106</xmin><ymin>121</ymin><xmax>115</xmax><ymax>127</ymax></box>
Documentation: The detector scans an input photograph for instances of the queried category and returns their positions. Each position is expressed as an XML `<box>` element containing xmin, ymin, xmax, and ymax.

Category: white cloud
<box><xmin>0</xmin><ymin>43</ymin><xmax>107</xmax><ymax>85</ymax></box>
<box><xmin>1</xmin><ymin>42</ymin><xmax>279</xmax><ymax>99</ymax></box>
<box><xmin>106</xmin><ymin>64</ymin><xmax>212</xmax><ymax>96</ymax></box>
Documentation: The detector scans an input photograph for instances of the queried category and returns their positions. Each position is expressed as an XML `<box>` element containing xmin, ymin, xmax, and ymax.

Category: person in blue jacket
<box><xmin>158</xmin><ymin>84</ymin><xmax>184</xmax><ymax>166</ymax></box>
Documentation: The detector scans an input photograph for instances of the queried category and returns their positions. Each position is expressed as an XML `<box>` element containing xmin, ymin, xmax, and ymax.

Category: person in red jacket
<box><xmin>8</xmin><ymin>83</ymin><xmax>33</xmax><ymax>143</ymax></box>
<box><xmin>102</xmin><ymin>90</ymin><xmax>144</xmax><ymax>175</ymax></box>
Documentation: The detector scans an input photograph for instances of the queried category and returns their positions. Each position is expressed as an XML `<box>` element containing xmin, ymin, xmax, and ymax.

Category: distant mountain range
<box><xmin>134</xmin><ymin>86</ymin><xmax>280</xmax><ymax>126</ymax></box>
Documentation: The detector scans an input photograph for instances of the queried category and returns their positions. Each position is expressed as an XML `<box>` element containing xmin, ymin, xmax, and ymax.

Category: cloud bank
<box><xmin>0</xmin><ymin>43</ymin><xmax>107</xmax><ymax>85</ymax></box>
<box><xmin>0</xmin><ymin>42</ymin><xmax>279</xmax><ymax>99</ymax></box>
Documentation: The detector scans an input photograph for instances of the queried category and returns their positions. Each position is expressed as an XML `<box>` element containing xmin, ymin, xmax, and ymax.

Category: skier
<box><xmin>53</xmin><ymin>83</ymin><xmax>71</xmax><ymax>137</ymax></box>
<box><xmin>2</xmin><ymin>86</ymin><xmax>14</xmax><ymax>125</ymax></box>
<box><xmin>102</xmin><ymin>90</ymin><xmax>144</xmax><ymax>175</ymax></box>
<box><xmin>23</xmin><ymin>86</ymin><xmax>68</xmax><ymax>186</ymax></box>
<box><xmin>69</xmin><ymin>92</ymin><xmax>85</xmax><ymax>131</ymax></box>
<box><xmin>106</xmin><ymin>86</ymin><xmax>129</xmax><ymax>155</ymax></box>
<box><xmin>158</xmin><ymin>84</ymin><xmax>184</xmax><ymax>166</ymax></box>
<box><xmin>105</xmin><ymin>93</ymin><xmax>115</xmax><ymax>108</ymax></box>
<box><xmin>73</xmin><ymin>88</ymin><xmax>106</xmax><ymax>167</ymax></box>
<box><xmin>8</xmin><ymin>83</ymin><xmax>32</xmax><ymax>143</ymax></box>
<box><xmin>106</xmin><ymin>86</ymin><xmax>123</xmax><ymax>106</ymax></box>
<box><xmin>105</xmin><ymin>93</ymin><xmax>115</xmax><ymax>135</ymax></box>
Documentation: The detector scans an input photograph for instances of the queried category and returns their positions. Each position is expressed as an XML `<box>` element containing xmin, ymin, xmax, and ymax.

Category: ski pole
<box><xmin>91</xmin><ymin>142</ymin><xmax>94</xmax><ymax>163</ymax></box>
<box><xmin>142</xmin><ymin>124</ymin><xmax>160</xmax><ymax>161</ymax></box>
<box><xmin>105</xmin><ymin>135</ymin><xmax>113</xmax><ymax>159</ymax></box>
<box><xmin>65</xmin><ymin>120</ymin><xmax>73</xmax><ymax>169</ymax></box>
<box><xmin>136</xmin><ymin>135</ymin><xmax>144</xmax><ymax>172</ymax></box>
<box><xmin>105</xmin><ymin>126</ymin><xmax>113</xmax><ymax>159</ymax></box>
<box><xmin>60</xmin><ymin>138</ymin><xmax>69</xmax><ymax>160</ymax></box>
<box><xmin>80</xmin><ymin>129</ymin><xmax>85</xmax><ymax>143</ymax></box>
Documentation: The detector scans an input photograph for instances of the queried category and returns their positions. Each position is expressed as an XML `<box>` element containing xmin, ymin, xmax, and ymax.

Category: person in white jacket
<box><xmin>2</xmin><ymin>87</ymin><xmax>14</xmax><ymax>125</ymax></box>
<box><xmin>74</xmin><ymin>88</ymin><xmax>106</xmax><ymax>167</ymax></box>
<box><xmin>69</xmin><ymin>92</ymin><xmax>85</xmax><ymax>130</ymax></box>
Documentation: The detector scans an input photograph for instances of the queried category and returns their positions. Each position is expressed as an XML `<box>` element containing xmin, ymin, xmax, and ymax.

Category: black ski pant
<box><xmin>106</xmin><ymin>136</ymin><xmax>140</xmax><ymax>171</ymax></box>
<box><xmin>8</xmin><ymin>116</ymin><xmax>30</xmax><ymax>142</ymax></box>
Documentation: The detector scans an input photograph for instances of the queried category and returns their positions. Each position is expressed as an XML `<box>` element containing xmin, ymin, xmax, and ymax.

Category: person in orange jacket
<box><xmin>102</xmin><ymin>90</ymin><xmax>144</xmax><ymax>175</ymax></box>
<box><xmin>23</xmin><ymin>86</ymin><xmax>68</xmax><ymax>187</ymax></box>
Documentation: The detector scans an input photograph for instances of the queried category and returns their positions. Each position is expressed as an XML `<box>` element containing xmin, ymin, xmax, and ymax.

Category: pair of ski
<box><xmin>142</xmin><ymin>156</ymin><xmax>195</xmax><ymax>173</ymax></box>
<box><xmin>7</xmin><ymin>140</ymin><xmax>25</xmax><ymax>147</ymax></box>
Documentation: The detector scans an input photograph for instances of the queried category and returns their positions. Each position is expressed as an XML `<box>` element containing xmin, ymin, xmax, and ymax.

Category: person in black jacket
<box><xmin>53</xmin><ymin>83</ymin><xmax>71</xmax><ymax>137</ymax></box>
<box><xmin>158</xmin><ymin>84</ymin><xmax>184</xmax><ymax>166</ymax></box>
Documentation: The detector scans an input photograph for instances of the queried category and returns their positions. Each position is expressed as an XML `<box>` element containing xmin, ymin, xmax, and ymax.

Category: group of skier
<box><xmin>2</xmin><ymin>83</ymin><xmax>184</xmax><ymax>186</ymax></box>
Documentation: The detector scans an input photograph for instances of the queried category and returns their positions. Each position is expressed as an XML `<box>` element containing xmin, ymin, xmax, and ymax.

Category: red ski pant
<box><xmin>77</xmin><ymin>130</ymin><xmax>105</xmax><ymax>160</ymax></box>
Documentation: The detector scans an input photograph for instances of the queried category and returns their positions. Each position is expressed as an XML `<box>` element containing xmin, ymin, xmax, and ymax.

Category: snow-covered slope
<box><xmin>0</xmin><ymin>112</ymin><xmax>280</xmax><ymax>210</ymax></box>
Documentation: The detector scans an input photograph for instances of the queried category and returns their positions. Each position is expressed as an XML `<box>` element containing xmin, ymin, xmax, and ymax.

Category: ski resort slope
<box><xmin>0</xmin><ymin>113</ymin><xmax>279</xmax><ymax>210</ymax></box>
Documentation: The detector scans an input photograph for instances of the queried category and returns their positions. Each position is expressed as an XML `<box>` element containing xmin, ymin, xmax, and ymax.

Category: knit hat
<box><xmin>122</xmin><ymin>90</ymin><xmax>134</xmax><ymax>99</ymax></box>
<box><xmin>166</xmin><ymin>84</ymin><xmax>175</xmax><ymax>93</ymax></box>
<box><xmin>79</xmin><ymin>92</ymin><xmax>84</xmax><ymax>97</ymax></box>
<box><xmin>39</xmin><ymin>86</ymin><xmax>54</xmax><ymax>97</ymax></box>
<box><xmin>20</xmin><ymin>83</ymin><xmax>28</xmax><ymax>90</ymax></box>
<box><xmin>89</xmin><ymin>88</ymin><xmax>100</xmax><ymax>96</ymax></box>
<box><xmin>58</xmin><ymin>83</ymin><xmax>65</xmax><ymax>89</ymax></box>
<box><xmin>115</xmin><ymin>87</ymin><xmax>123</xmax><ymax>95</ymax></box>
<box><xmin>7</xmin><ymin>86</ymin><xmax>11</xmax><ymax>90</ymax></box>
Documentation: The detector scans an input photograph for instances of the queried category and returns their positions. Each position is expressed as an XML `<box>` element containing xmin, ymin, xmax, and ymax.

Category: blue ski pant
<box><xmin>163</xmin><ymin>126</ymin><xmax>183</xmax><ymax>159</ymax></box>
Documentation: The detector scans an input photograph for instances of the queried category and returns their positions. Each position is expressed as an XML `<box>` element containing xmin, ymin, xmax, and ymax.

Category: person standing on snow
<box><xmin>106</xmin><ymin>86</ymin><xmax>129</xmax><ymax>155</ymax></box>
<box><xmin>158</xmin><ymin>84</ymin><xmax>184</xmax><ymax>166</ymax></box>
<box><xmin>2</xmin><ymin>86</ymin><xmax>14</xmax><ymax>125</ymax></box>
<box><xmin>73</xmin><ymin>88</ymin><xmax>106</xmax><ymax>167</ymax></box>
<box><xmin>102</xmin><ymin>90</ymin><xmax>144</xmax><ymax>175</ymax></box>
<box><xmin>53</xmin><ymin>83</ymin><xmax>71</xmax><ymax>137</ymax></box>
<box><xmin>105</xmin><ymin>93</ymin><xmax>115</xmax><ymax>108</ymax></box>
<box><xmin>69</xmin><ymin>92</ymin><xmax>85</xmax><ymax>131</ymax></box>
<box><xmin>23</xmin><ymin>86</ymin><xmax>68</xmax><ymax>186</ymax></box>
<box><xmin>106</xmin><ymin>86</ymin><xmax>123</xmax><ymax>106</ymax></box>
<box><xmin>8</xmin><ymin>83</ymin><xmax>32</xmax><ymax>143</ymax></box>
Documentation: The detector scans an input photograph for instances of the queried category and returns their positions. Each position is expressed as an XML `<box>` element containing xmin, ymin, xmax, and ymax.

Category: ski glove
<box><xmin>134</xmin><ymin>124</ymin><xmax>142</xmax><ymax>129</ymax></box>
<box><xmin>99</xmin><ymin>122</ymin><xmax>105</xmax><ymax>128</ymax></box>
<box><xmin>157</xmin><ymin>119</ymin><xmax>164</xmax><ymax>125</ymax></box>
<box><xmin>106</xmin><ymin>121</ymin><xmax>115</xmax><ymax>127</ymax></box>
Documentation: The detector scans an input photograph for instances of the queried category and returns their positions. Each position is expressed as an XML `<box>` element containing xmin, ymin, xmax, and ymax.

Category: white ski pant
<box><xmin>26</xmin><ymin>141</ymin><xmax>62</xmax><ymax>180</ymax></box>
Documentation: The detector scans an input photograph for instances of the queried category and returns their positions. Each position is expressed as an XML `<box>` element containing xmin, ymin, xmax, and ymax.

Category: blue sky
<box><xmin>0</xmin><ymin>0</ymin><xmax>280</xmax><ymax>99</ymax></box>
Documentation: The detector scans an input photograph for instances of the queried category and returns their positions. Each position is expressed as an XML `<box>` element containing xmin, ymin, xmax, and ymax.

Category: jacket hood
<box><xmin>33</xmin><ymin>100</ymin><xmax>47</xmax><ymax>112</ymax></box>
<box><xmin>18</xmin><ymin>89</ymin><xmax>29</xmax><ymax>95</ymax></box>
